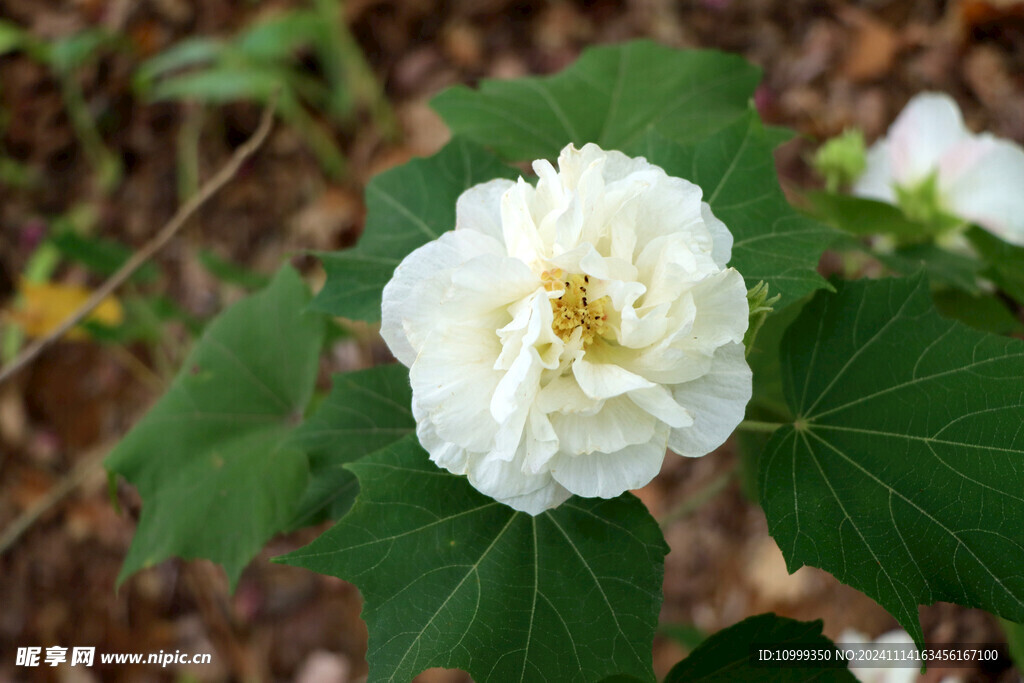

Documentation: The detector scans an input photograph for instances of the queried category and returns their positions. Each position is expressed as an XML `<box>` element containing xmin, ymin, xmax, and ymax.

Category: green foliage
<box><xmin>967</xmin><ymin>226</ymin><xmax>1024</xmax><ymax>304</ymax></box>
<box><xmin>812</xmin><ymin>130</ymin><xmax>866</xmax><ymax>193</ymax></box>
<box><xmin>638</xmin><ymin>120</ymin><xmax>834</xmax><ymax>308</ymax></box>
<box><xmin>133</xmin><ymin>4</ymin><xmax>368</xmax><ymax>178</ymax></box>
<box><xmin>433</xmin><ymin>40</ymin><xmax>760</xmax><ymax>162</ymax></box>
<box><xmin>0</xmin><ymin>23</ymin><xmax>122</xmax><ymax>189</ymax></box>
<box><xmin>664</xmin><ymin>613</ymin><xmax>855</xmax><ymax>682</ymax></box>
<box><xmin>106</xmin><ymin>267</ymin><xmax>325</xmax><ymax>584</ymax></box>
<box><xmin>1000</xmin><ymin>618</ymin><xmax>1024</xmax><ymax>675</ymax></box>
<box><xmin>50</xmin><ymin>230</ymin><xmax>159</xmax><ymax>283</ymax></box>
<box><xmin>874</xmin><ymin>242</ymin><xmax>983</xmax><ymax>294</ymax></box>
<box><xmin>0</xmin><ymin>19</ymin><xmax>36</xmax><ymax>58</ymax></box>
<box><xmin>312</xmin><ymin>137</ymin><xmax>518</xmax><ymax>321</ymax></box>
<box><xmin>286</xmin><ymin>364</ymin><xmax>414</xmax><ymax>528</ymax></box>
<box><xmin>760</xmin><ymin>274</ymin><xmax>1024</xmax><ymax>648</ymax></box>
<box><xmin>806</xmin><ymin>191</ymin><xmax>934</xmax><ymax>241</ymax></box>
<box><xmin>932</xmin><ymin>289</ymin><xmax>1023</xmax><ymax>336</ymax></box>
<box><xmin>197</xmin><ymin>249</ymin><xmax>272</xmax><ymax>290</ymax></box>
<box><xmin>280</xmin><ymin>434</ymin><xmax>668</xmax><ymax>683</ymax></box>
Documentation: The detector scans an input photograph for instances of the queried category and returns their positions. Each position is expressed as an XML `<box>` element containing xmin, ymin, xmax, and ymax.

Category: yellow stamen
<box><xmin>542</xmin><ymin>269</ymin><xmax>610</xmax><ymax>346</ymax></box>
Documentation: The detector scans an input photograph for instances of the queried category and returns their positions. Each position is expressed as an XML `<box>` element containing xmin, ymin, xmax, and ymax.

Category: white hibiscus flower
<box><xmin>381</xmin><ymin>143</ymin><xmax>752</xmax><ymax>514</ymax></box>
<box><xmin>853</xmin><ymin>92</ymin><xmax>1024</xmax><ymax>246</ymax></box>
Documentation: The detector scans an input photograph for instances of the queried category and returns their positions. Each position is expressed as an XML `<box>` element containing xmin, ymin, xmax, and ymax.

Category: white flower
<box><xmin>381</xmin><ymin>143</ymin><xmax>752</xmax><ymax>514</ymax></box>
<box><xmin>838</xmin><ymin>629</ymin><xmax>918</xmax><ymax>683</ymax></box>
<box><xmin>853</xmin><ymin>92</ymin><xmax>1024</xmax><ymax>246</ymax></box>
<box><xmin>837</xmin><ymin>629</ymin><xmax>964</xmax><ymax>683</ymax></box>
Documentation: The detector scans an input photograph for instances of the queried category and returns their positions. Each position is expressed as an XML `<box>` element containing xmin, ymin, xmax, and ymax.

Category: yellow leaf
<box><xmin>6</xmin><ymin>280</ymin><xmax>123</xmax><ymax>340</ymax></box>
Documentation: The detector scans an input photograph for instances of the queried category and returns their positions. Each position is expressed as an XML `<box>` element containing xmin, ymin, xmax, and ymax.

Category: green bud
<box><xmin>813</xmin><ymin>129</ymin><xmax>867</xmax><ymax>192</ymax></box>
<box><xmin>743</xmin><ymin>281</ymin><xmax>782</xmax><ymax>357</ymax></box>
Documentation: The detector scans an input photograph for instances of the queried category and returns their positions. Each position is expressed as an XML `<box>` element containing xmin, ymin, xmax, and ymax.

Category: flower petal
<box><xmin>685</xmin><ymin>268</ymin><xmax>749</xmax><ymax>354</ymax></box>
<box><xmin>668</xmin><ymin>342</ymin><xmax>752</xmax><ymax>457</ymax></box>
<box><xmin>550</xmin><ymin>394</ymin><xmax>656</xmax><ymax>455</ymax></box>
<box><xmin>466</xmin><ymin>449</ymin><xmax>570</xmax><ymax>515</ymax></box>
<box><xmin>549</xmin><ymin>425</ymin><xmax>669</xmax><ymax>498</ymax></box>
<box><xmin>410</xmin><ymin>324</ymin><xmax>502</xmax><ymax>452</ymax></box>
<box><xmin>887</xmin><ymin>92</ymin><xmax>969</xmax><ymax>185</ymax></box>
<box><xmin>572</xmin><ymin>357</ymin><xmax>656</xmax><ymax>400</ymax></box>
<box><xmin>943</xmin><ymin>138</ymin><xmax>1024</xmax><ymax>246</ymax></box>
<box><xmin>852</xmin><ymin>140</ymin><xmax>896</xmax><ymax>203</ymax></box>
<box><xmin>456</xmin><ymin>178</ymin><xmax>517</xmax><ymax>244</ymax></box>
<box><xmin>381</xmin><ymin>229</ymin><xmax>504</xmax><ymax>366</ymax></box>
<box><xmin>702</xmin><ymin>202</ymin><xmax>733</xmax><ymax>268</ymax></box>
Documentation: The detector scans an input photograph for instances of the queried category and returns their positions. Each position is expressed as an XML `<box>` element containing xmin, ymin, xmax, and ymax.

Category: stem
<box><xmin>0</xmin><ymin>442</ymin><xmax>110</xmax><ymax>556</ymax></box>
<box><xmin>0</xmin><ymin>96</ymin><xmax>277</xmax><ymax>386</ymax></box>
<box><xmin>737</xmin><ymin>420</ymin><xmax>785</xmax><ymax>433</ymax></box>
<box><xmin>659</xmin><ymin>469</ymin><xmax>735</xmax><ymax>529</ymax></box>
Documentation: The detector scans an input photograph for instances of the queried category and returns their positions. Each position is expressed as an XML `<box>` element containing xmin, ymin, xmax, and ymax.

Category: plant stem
<box><xmin>737</xmin><ymin>419</ymin><xmax>785</xmax><ymax>433</ymax></box>
<box><xmin>0</xmin><ymin>96</ymin><xmax>278</xmax><ymax>386</ymax></box>
<box><xmin>659</xmin><ymin>469</ymin><xmax>735</xmax><ymax>529</ymax></box>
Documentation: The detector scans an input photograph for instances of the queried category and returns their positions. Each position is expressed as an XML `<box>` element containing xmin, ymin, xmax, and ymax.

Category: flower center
<box><xmin>543</xmin><ymin>269</ymin><xmax>609</xmax><ymax>346</ymax></box>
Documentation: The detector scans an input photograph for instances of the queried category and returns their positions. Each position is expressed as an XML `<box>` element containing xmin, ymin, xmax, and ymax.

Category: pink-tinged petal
<box><xmin>943</xmin><ymin>138</ymin><xmax>1024</xmax><ymax>246</ymax></box>
<box><xmin>668</xmin><ymin>342</ymin><xmax>752</xmax><ymax>457</ymax></box>
<box><xmin>887</xmin><ymin>93</ymin><xmax>969</xmax><ymax>185</ymax></box>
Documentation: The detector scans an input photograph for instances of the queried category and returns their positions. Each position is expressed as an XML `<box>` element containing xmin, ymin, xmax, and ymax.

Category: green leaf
<box><xmin>51</xmin><ymin>230</ymin><xmax>159</xmax><ymax>283</ymax></box>
<box><xmin>0</xmin><ymin>19</ymin><xmax>32</xmax><ymax>57</ymax></box>
<box><xmin>638</xmin><ymin>119</ymin><xmax>834</xmax><ymax>308</ymax></box>
<box><xmin>932</xmin><ymin>289</ymin><xmax>1023</xmax><ymax>336</ymax></box>
<box><xmin>312</xmin><ymin>137</ymin><xmax>518</xmax><ymax>321</ymax></box>
<box><xmin>967</xmin><ymin>226</ymin><xmax>1024</xmax><ymax>304</ymax></box>
<box><xmin>197</xmin><ymin>249</ymin><xmax>271</xmax><ymax>290</ymax></box>
<box><xmin>432</xmin><ymin>40</ymin><xmax>759</xmax><ymax>162</ymax></box>
<box><xmin>287</xmin><ymin>363</ymin><xmax>414</xmax><ymax>529</ymax></box>
<box><xmin>875</xmin><ymin>243</ymin><xmax>983</xmax><ymax>294</ymax></box>
<box><xmin>1000</xmin><ymin>618</ymin><xmax>1024</xmax><ymax>675</ymax></box>
<box><xmin>147</xmin><ymin>64</ymin><xmax>288</xmax><ymax>103</ymax></box>
<box><xmin>235</xmin><ymin>10</ymin><xmax>323</xmax><ymax>62</ymax></box>
<box><xmin>106</xmin><ymin>266</ymin><xmax>325</xmax><ymax>585</ymax></box>
<box><xmin>760</xmin><ymin>274</ymin><xmax>1024</xmax><ymax>648</ymax></box>
<box><xmin>664</xmin><ymin>613</ymin><xmax>856</xmax><ymax>682</ymax></box>
<box><xmin>805</xmin><ymin>191</ymin><xmax>931</xmax><ymax>240</ymax></box>
<box><xmin>279</xmin><ymin>434</ymin><xmax>668</xmax><ymax>683</ymax></box>
<box><xmin>133</xmin><ymin>37</ymin><xmax>225</xmax><ymax>93</ymax></box>
<box><xmin>48</xmin><ymin>29</ymin><xmax>116</xmax><ymax>74</ymax></box>
<box><xmin>658</xmin><ymin>623</ymin><xmax>707</xmax><ymax>651</ymax></box>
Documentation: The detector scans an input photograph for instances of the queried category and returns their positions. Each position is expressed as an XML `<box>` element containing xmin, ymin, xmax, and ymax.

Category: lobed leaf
<box><xmin>967</xmin><ymin>226</ymin><xmax>1024</xmax><ymax>304</ymax></box>
<box><xmin>432</xmin><ymin>40</ymin><xmax>759</xmax><ymax>162</ymax></box>
<box><xmin>311</xmin><ymin>137</ymin><xmax>518</xmax><ymax>321</ymax></box>
<box><xmin>638</xmin><ymin>119</ymin><xmax>835</xmax><ymax>308</ymax></box>
<box><xmin>106</xmin><ymin>266</ymin><xmax>325</xmax><ymax>585</ymax></box>
<box><xmin>286</xmin><ymin>363</ymin><xmax>414</xmax><ymax>529</ymax></box>
<box><xmin>760</xmin><ymin>274</ymin><xmax>1024</xmax><ymax>648</ymax></box>
<box><xmin>664</xmin><ymin>613</ymin><xmax>856</xmax><ymax>682</ymax></box>
<box><xmin>279</xmin><ymin>434</ymin><xmax>668</xmax><ymax>683</ymax></box>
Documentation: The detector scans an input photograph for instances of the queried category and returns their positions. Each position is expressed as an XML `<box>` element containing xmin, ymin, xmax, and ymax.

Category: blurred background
<box><xmin>1</xmin><ymin>0</ymin><xmax>1023</xmax><ymax>680</ymax></box>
